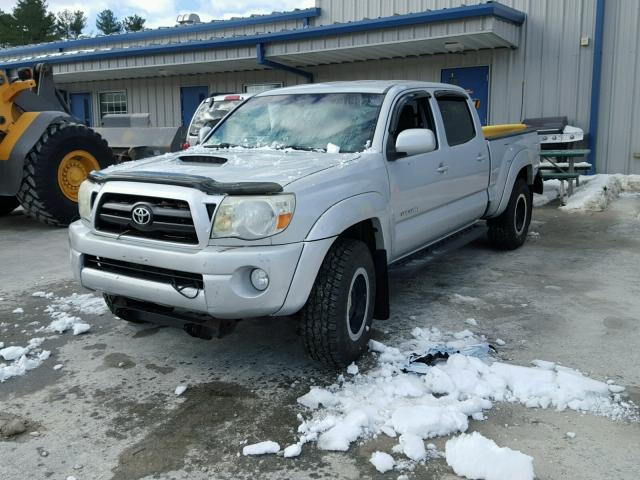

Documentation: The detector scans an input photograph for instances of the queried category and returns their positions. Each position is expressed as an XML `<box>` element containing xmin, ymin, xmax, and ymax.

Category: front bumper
<box><xmin>69</xmin><ymin>221</ymin><xmax>334</xmax><ymax>319</ymax></box>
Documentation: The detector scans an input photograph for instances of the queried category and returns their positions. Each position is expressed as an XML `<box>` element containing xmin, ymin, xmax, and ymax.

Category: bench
<box><xmin>538</xmin><ymin>149</ymin><xmax>591</xmax><ymax>199</ymax></box>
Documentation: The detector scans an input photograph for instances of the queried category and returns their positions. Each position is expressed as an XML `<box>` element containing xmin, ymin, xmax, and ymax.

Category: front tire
<box><xmin>0</xmin><ymin>196</ymin><xmax>19</xmax><ymax>216</ymax></box>
<box><xmin>301</xmin><ymin>238</ymin><xmax>376</xmax><ymax>368</ymax></box>
<box><xmin>17</xmin><ymin>121</ymin><xmax>115</xmax><ymax>226</ymax></box>
<box><xmin>487</xmin><ymin>178</ymin><xmax>532</xmax><ymax>250</ymax></box>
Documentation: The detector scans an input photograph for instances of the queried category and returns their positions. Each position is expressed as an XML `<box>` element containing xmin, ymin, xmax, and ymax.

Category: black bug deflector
<box><xmin>88</xmin><ymin>170</ymin><xmax>283</xmax><ymax>195</ymax></box>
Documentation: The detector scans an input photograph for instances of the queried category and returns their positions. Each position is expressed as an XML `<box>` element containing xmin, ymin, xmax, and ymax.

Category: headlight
<box><xmin>78</xmin><ymin>180</ymin><xmax>94</xmax><ymax>220</ymax></box>
<box><xmin>212</xmin><ymin>194</ymin><xmax>295</xmax><ymax>240</ymax></box>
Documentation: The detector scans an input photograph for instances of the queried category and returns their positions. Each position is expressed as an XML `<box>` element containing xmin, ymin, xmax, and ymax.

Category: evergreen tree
<box><xmin>96</xmin><ymin>9</ymin><xmax>122</xmax><ymax>35</ymax></box>
<box><xmin>0</xmin><ymin>10</ymin><xmax>17</xmax><ymax>46</ymax></box>
<box><xmin>123</xmin><ymin>14</ymin><xmax>145</xmax><ymax>32</ymax></box>
<box><xmin>11</xmin><ymin>0</ymin><xmax>59</xmax><ymax>45</ymax></box>
<box><xmin>56</xmin><ymin>9</ymin><xmax>86</xmax><ymax>39</ymax></box>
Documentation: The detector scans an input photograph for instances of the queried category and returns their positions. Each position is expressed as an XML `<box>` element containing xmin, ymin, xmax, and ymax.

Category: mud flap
<box><xmin>373</xmin><ymin>249</ymin><xmax>390</xmax><ymax>320</ymax></box>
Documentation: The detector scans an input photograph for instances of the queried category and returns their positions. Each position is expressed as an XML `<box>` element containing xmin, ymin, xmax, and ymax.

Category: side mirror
<box><xmin>395</xmin><ymin>129</ymin><xmax>436</xmax><ymax>157</ymax></box>
<box><xmin>197</xmin><ymin>125</ymin><xmax>212</xmax><ymax>144</ymax></box>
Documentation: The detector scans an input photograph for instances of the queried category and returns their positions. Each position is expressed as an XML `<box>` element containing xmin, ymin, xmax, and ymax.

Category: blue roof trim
<box><xmin>0</xmin><ymin>8</ymin><xmax>321</xmax><ymax>57</ymax></box>
<box><xmin>0</xmin><ymin>2</ymin><xmax>525</xmax><ymax>70</ymax></box>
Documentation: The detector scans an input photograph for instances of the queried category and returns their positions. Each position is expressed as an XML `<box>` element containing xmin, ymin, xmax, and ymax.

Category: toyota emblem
<box><xmin>132</xmin><ymin>205</ymin><xmax>153</xmax><ymax>226</ymax></box>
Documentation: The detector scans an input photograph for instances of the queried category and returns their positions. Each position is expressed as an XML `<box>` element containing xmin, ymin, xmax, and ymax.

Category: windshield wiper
<box><xmin>277</xmin><ymin>145</ymin><xmax>316</xmax><ymax>152</ymax></box>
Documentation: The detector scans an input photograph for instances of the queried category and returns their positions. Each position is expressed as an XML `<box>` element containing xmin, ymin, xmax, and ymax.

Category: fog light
<box><xmin>250</xmin><ymin>268</ymin><xmax>269</xmax><ymax>291</ymax></box>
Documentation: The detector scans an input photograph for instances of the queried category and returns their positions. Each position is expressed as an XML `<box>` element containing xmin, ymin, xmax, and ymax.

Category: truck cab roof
<box><xmin>256</xmin><ymin>80</ymin><xmax>468</xmax><ymax>96</ymax></box>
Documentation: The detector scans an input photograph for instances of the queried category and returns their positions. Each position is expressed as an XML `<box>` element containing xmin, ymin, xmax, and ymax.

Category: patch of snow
<box><xmin>395</xmin><ymin>433</ymin><xmax>426</xmax><ymax>461</ymax></box>
<box><xmin>32</xmin><ymin>291</ymin><xmax>54</xmax><ymax>299</ymax></box>
<box><xmin>242</xmin><ymin>441</ymin><xmax>280</xmax><ymax>456</ymax></box>
<box><xmin>450</xmin><ymin>294</ymin><xmax>483</xmax><ymax>305</ymax></box>
<box><xmin>369</xmin><ymin>451</ymin><xmax>395</xmax><ymax>473</ymax></box>
<box><xmin>0</xmin><ymin>349</ymin><xmax>50</xmax><ymax>383</ymax></box>
<box><xmin>293</xmin><ymin>327</ymin><xmax>635</xmax><ymax>460</ymax></box>
<box><xmin>566</xmin><ymin>432</ymin><xmax>576</xmax><ymax>439</ymax></box>
<box><xmin>495</xmin><ymin>339</ymin><xmax>506</xmax><ymax>346</ymax></box>
<box><xmin>465</xmin><ymin>318</ymin><xmax>478</xmax><ymax>326</ymax></box>
<box><xmin>40</xmin><ymin>293</ymin><xmax>106</xmax><ymax>335</ymax></box>
<box><xmin>175</xmin><ymin>385</ymin><xmax>187</xmax><ymax>396</ymax></box>
<box><xmin>346</xmin><ymin>363</ymin><xmax>359</xmax><ymax>375</ymax></box>
<box><xmin>560</xmin><ymin>174</ymin><xmax>640</xmax><ymax>212</ymax></box>
<box><xmin>534</xmin><ymin>179</ymin><xmax>562</xmax><ymax>207</ymax></box>
<box><xmin>0</xmin><ymin>346</ymin><xmax>27</xmax><ymax>361</ymax></box>
<box><xmin>12</xmin><ymin>308</ymin><xmax>24</xmax><ymax>314</ymax></box>
<box><xmin>53</xmin><ymin>364</ymin><xmax>63</xmax><ymax>370</ymax></box>
<box><xmin>445</xmin><ymin>431</ymin><xmax>534</xmax><ymax>480</ymax></box>
<box><xmin>72</xmin><ymin>322</ymin><xmax>91</xmax><ymax>335</ymax></box>
<box><xmin>326</xmin><ymin>143</ymin><xmax>341</xmax><ymax>154</ymax></box>
<box><xmin>283</xmin><ymin>443</ymin><xmax>302</xmax><ymax>458</ymax></box>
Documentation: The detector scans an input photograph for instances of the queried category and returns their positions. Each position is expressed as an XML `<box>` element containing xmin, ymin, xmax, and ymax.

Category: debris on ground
<box><xmin>283</xmin><ymin>443</ymin><xmax>302</xmax><ymax>458</ymax></box>
<box><xmin>242</xmin><ymin>441</ymin><xmax>280</xmax><ymax>456</ymax></box>
<box><xmin>0</xmin><ymin>413</ymin><xmax>27</xmax><ymax>439</ymax></box>
<box><xmin>293</xmin><ymin>327</ymin><xmax>635</xmax><ymax>473</ymax></box>
<box><xmin>175</xmin><ymin>385</ymin><xmax>187</xmax><ymax>396</ymax></box>
<box><xmin>369</xmin><ymin>451</ymin><xmax>395</xmax><ymax>473</ymax></box>
<box><xmin>445</xmin><ymin>431</ymin><xmax>534</xmax><ymax>480</ymax></box>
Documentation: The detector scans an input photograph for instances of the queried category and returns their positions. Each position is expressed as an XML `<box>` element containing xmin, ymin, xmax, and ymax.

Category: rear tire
<box><xmin>0</xmin><ymin>196</ymin><xmax>19</xmax><ymax>216</ymax></box>
<box><xmin>301</xmin><ymin>238</ymin><xmax>376</xmax><ymax>368</ymax></box>
<box><xmin>487</xmin><ymin>178</ymin><xmax>532</xmax><ymax>250</ymax></box>
<box><xmin>103</xmin><ymin>294</ymin><xmax>147</xmax><ymax>324</ymax></box>
<box><xmin>17</xmin><ymin>121</ymin><xmax>115</xmax><ymax>226</ymax></box>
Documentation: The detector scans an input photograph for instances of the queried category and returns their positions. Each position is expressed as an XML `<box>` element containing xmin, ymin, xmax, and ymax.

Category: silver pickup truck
<box><xmin>69</xmin><ymin>81</ymin><xmax>540</xmax><ymax>367</ymax></box>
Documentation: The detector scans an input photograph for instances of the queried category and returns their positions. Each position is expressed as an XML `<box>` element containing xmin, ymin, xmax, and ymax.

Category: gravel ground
<box><xmin>0</xmin><ymin>197</ymin><xmax>639</xmax><ymax>480</ymax></box>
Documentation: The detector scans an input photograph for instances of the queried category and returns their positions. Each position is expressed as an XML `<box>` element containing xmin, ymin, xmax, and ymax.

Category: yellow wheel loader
<box><xmin>0</xmin><ymin>64</ymin><xmax>115</xmax><ymax>225</ymax></box>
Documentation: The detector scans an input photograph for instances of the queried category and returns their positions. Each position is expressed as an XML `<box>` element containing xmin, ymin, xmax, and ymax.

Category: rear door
<box><xmin>433</xmin><ymin>92</ymin><xmax>490</xmax><ymax>224</ymax></box>
<box><xmin>385</xmin><ymin>91</ymin><xmax>454</xmax><ymax>259</ymax></box>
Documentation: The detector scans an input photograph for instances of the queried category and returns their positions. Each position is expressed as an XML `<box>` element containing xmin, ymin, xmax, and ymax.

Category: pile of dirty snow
<box><xmin>535</xmin><ymin>174</ymin><xmax>640</xmax><ymax>211</ymax></box>
<box><xmin>39</xmin><ymin>292</ymin><xmax>107</xmax><ymax>335</ymax></box>
<box><xmin>0</xmin><ymin>338</ymin><xmax>50</xmax><ymax>383</ymax></box>
<box><xmin>289</xmin><ymin>327</ymin><xmax>634</xmax><ymax>474</ymax></box>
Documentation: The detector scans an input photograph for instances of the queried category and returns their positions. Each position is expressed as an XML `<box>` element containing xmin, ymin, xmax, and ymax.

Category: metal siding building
<box><xmin>0</xmin><ymin>1</ymin><xmax>637</xmax><ymax>173</ymax></box>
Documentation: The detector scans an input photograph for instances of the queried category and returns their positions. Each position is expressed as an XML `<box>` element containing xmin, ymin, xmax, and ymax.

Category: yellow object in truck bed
<box><xmin>482</xmin><ymin>123</ymin><xmax>528</xmax><ymax>138</ymax></box>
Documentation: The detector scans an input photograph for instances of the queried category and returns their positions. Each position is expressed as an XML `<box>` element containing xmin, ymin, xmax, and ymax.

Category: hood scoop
<box><xmin>178</xmin><ymin>154</ymin><xmax>228</xmax><ymax>165</ymax></box>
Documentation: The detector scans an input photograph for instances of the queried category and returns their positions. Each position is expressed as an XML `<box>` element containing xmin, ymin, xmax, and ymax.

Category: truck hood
<box><xmin>99</xmin><ymin>147</ymin><xmax>362</xmax><ymax>187</ymax></box>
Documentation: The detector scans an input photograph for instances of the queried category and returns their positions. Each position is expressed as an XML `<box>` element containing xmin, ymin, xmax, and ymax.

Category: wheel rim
<box><xmin>346</xmin><ymin>267</ymin><xmax>370</xmax><ymax>341</ymax></box>
<box><xmin>57</xmin><ymin>150</ymin><xmax>100</xmax><ymax>202</ymax></box>
<box><xmin>514</xmin><ymin>193</ymin><xmax>528</xmax><ymax>236</ymax></box>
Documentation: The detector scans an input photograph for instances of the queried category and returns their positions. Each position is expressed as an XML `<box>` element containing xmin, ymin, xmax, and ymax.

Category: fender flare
<box><xmin>0</xmin><ymin>111</ymin><xmax>71</xmax><ymax>196</ymax></box>
<box><xmin>305</xmin><ymin>191</ymin><xmax>390</xmax><ymax>248</ymax></box>
<box><xmin>485</xmin><ymin>150</ymin><xmax>534</xmax><ymax>218</ymax></box>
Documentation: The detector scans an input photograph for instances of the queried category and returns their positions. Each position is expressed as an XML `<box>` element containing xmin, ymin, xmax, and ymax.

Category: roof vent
<box><xmin>177</xmin><ymin>13</ymin><xmax>201</xmax><ymax>25</ymax></box>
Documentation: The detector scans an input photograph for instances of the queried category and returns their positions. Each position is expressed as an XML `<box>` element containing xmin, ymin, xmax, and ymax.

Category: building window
<box><xmin>99</xmin><ymin>91</ymin><xmax>128</xmax><ymax>117</ymax></box>
<box><xmin>243</xmin><ymin>83</ymin><xmax>283</xmax><ymax>94</ymax></box>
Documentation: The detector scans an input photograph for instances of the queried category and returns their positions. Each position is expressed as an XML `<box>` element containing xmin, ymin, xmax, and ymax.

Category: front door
<box><xmin>385</xmin><ymin>92</ymin><xmax>452</xmax><ymax>259</ymax></box>
<box><xmin>180</xmin><ymin>86</ymin><xmax>208</xmax><ymax>127</ymax></box>
<box><xmin>69</xmin><ymin>93</ymin><xmax>92</xmax><ymax>127</ymax></box>
<box><xmin>441</xmin><ymin>66</ymin><xmax>489</xmax><ymax>125</ymax></box>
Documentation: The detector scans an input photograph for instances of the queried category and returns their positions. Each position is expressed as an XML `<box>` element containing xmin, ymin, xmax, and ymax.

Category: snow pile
<box><xmin>445</xmin><ymin>432</ymin><xmax>534</xmax><ymax>480</ymax></box>
<box><xmin>0</xmin><ymin>338</ymin><xmax>50</xmax><ymax>383</ymax></box>
<box><xmin>242</xmin><ymin>441</ymin><xmax>280</xmax><ymax>456</ymax></box>
<box><xmin>535</xmin><ymin>174</ymin><xmax>640</xmax><ymax>211</ymax></box>
<box><xmin>370</xmin><ymin>451</ymin><xmax>395</xmax><ymax>473</ymax></box>
<box><xmin>40</xmin><ymin>293</ymin><xmax>107</xmax><ymax>335</ymax></box>
<box><xmin>294</xmin><ymin>327</ymin><xmax>634</xmax><ymax>465</ymax></box>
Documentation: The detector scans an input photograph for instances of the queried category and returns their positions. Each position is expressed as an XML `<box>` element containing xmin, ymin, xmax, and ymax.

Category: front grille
<box><xmin>95</xmin><ymin>193</ymin><xmax>202</xmax><ymax>244</ymax></box>
<box><xmin>84</xmin><ymin>255</ymin><xmax>204</xmax><ymax>289</ymax></box>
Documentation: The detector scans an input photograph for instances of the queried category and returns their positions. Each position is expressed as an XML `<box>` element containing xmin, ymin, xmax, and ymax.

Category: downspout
<box><xmin>256</xmin><ymin>43</ymin><xmax>314</xmax><ymax>83</ymax></box>
<box><xmin>588</xmin><ymin>0</ymin><xmax>606</xmax><ymax>174</ymax></box>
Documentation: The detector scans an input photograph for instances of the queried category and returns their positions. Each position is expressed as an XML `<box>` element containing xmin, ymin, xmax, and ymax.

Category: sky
<box><xmin>0</xmin><ymin>0</ymin><xmax>315</xmax><ymax>33</ymax></box>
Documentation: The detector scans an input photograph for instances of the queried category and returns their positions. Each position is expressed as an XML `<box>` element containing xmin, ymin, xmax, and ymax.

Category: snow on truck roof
<box><xmin>257</xmin><ymin>81</ymin><xmax>468</xmax><ymax>96</ymax></box>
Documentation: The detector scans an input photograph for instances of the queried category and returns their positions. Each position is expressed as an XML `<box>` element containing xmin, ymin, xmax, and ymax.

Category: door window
<box><xmin>388</xmin><ymin>94</ymin><xmax>438</xmax><ymax>156</ymax></box>
<box><xmin>436</xmin><ymin>96</ymin><xmax>476</xmax><ymax>147</ymax></box>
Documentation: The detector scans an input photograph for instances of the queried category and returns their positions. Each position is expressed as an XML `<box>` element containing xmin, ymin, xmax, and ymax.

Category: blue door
<box><xmin>69</xmin><ymin>93</ymin><xmax>92</xmax><ymax>127</ymax></box>
<box><xmin>441</xmin><ymin>66</ymin><xmax>489</xmax><ymax>125</ymax></box>
<box><xmin>180</xmin><ymin>86</ymin><xmax>209</xmax><ymax>127</ymax></box>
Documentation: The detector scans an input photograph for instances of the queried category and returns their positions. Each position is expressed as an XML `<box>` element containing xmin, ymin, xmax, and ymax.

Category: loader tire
<box><xmin>301</xmin><ymin>238</ymin><xmax>376</xmax><ymax>368</ymax></box>
<box><xmin>0</xmin><ymin>196</ymin><xmax>19</xmax><ymax>216</ymax></box>
<box><xmin>487</xmin><ymin>178</ymin><xmax>532</xmax><ymax>250</ymax></box>
<box><xmin>17</xmin><ymin>121</ymin><xmax>115</xmax><ymax>226</ymax></box>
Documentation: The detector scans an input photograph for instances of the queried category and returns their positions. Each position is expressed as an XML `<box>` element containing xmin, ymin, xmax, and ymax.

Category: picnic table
<box><xmin>539</xmin><ymin>149</ymin><xmax>591</xmax><ymax>197</ymax></box>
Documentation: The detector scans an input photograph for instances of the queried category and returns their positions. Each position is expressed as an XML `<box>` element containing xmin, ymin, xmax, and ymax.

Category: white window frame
<box><xmin>98</xmin><ymin>90</ymin><xmax>128</xmax><ymax>118</ymax></box>
<box><xmin>243</xmin><ymin>82</ymin><xmax>283</xmax><ymax>94</ymax></box>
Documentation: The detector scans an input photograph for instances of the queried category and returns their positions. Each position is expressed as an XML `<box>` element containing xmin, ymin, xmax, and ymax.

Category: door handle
<box><xmin>476</xmin><ymin>153</ymin><xmax>486</xmax><ymax>162</ymax></box>
<box><xmin>437</xmin><ymin>164</ymin><xmax>449</xmax><ymax>173</ymax></box>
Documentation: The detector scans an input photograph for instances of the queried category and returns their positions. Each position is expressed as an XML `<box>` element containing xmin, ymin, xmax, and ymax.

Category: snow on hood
<box><xmin>99</xmin><ymin>146</ymin><xmax>362</xmax><ymax>187</ymax></box>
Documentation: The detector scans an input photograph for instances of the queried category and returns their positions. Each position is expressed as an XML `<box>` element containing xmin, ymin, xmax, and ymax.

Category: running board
<box><xmin>393</xmin><ymin>222</ymin><xmax>487</xmax><ymax>268</ymax></box>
